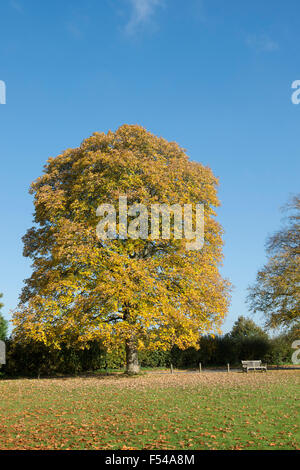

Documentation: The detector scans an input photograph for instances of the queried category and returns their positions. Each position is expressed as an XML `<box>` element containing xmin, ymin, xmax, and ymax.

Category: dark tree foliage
<box><xmin>248</xmin><ymin>195</ymin><xmax>300</xmax><ymax>328</ymax></box>
<box><xmin>0</xmin><ymin>293</ymin><xmax>8</xmax><ymax>341</ymax></box>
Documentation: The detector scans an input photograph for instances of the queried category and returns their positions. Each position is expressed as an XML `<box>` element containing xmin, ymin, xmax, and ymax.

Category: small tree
<box><xmin>248</xmin><ymin>195</ymin><xmax>300</xmax><ymax>329</ymax></box>
<box><xmin>230</xmin><ymin>316</ymin><xmax>268</xmax><ymax>340</ymax></box>
<box><xmin>0</xmin><ymin>293</ymin><xmax>8</xmax><ymax>341</ymax></box>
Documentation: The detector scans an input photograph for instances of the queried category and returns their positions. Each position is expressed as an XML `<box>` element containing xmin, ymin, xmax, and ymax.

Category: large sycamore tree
<box><xmin>13</xmin><ymin>125</ymin><xmax>230</xmax><ymax>373</ymax></box>
<box><xmin>248</xmin><ymin>194</ymin><xmax>300</xmax><ymax>329</ymax></box>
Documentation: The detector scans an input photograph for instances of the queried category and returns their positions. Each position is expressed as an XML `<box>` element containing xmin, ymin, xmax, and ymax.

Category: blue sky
<box><xmin>0</xmin><ymin>0</ymin><xmax>299</xmax><ymax>334</ymax></box>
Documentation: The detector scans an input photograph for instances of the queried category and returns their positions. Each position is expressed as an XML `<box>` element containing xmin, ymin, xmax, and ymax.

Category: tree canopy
<box><xmin>248</xmin><ymin>195</ymin><xmax>300</xmax><ymax>329</ymax></box>
<box><xmin>13</xmin><ymin>125</ymin><xmax>230</xmax><ymax>372</ymax></box>
<box><xmin>229</xmin><ymin>316</ymin><xmax>268</xmax><ymax>340</ymax></box>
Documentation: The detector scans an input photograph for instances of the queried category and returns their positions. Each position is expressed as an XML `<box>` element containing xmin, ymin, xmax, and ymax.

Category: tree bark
<box><xmin>125</xmin><ymin>337</ymin><xmax>140</xmax><ymax>374</ymax></box>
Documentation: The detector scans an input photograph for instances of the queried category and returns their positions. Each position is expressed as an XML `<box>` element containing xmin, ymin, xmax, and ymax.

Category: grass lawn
<box><xmin>0</xmin><ymin>370</ymin><xmax>299</xmax><ymax>450</ymax></box>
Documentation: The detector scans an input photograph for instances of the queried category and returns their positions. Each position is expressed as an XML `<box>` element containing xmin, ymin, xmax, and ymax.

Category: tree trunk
<box><xmin>125</xmin><ymin>337</ymin><xmax>140</xmax><ymax>374</ymax></box>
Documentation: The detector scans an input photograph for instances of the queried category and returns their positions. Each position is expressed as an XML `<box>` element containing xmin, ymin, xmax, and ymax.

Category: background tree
<box><xmin>0</xmin><ymin>293</ymin><xmax>8</xmax><ymax>341</ymax></box>
<box><xmin>229</xmin><ymin>316</ymin><xmax>268</xmax><ymax>340</ymax></box>
<box><xmin>247</xmin><ymin>195</ymin><xmax>300</xmax><ymax>329</ymax></box>
<box><xmin>13</xmin><ymin>125</ymin><xmax>230</xmax><ymax>373</ymax></box>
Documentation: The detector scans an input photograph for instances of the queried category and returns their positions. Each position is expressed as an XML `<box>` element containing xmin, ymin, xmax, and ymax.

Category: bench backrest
<box><xmin>241</xmin><ymin>360</ymin><xmax>262</xmax><ymax>367</ymax></box>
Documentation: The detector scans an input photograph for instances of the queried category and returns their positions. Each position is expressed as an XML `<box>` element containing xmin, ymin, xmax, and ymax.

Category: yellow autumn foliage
<box><xmin>13</xmin><ymin>125</ymin><xmax>230</xmax><ymax>360</ymax></box>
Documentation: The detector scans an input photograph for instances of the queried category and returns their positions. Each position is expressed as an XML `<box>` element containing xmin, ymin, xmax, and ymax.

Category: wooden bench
<box><xmin>241</xmin><ymin>360</ymin><xmax>267</xmax><ymax>373</ymax></box>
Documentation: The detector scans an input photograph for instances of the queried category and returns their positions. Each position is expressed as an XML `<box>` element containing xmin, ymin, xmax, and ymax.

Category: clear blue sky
<box><xmin>0</xmin><ymin>0</ymin><xmax>299</xmax><ymax>334</ymax></box>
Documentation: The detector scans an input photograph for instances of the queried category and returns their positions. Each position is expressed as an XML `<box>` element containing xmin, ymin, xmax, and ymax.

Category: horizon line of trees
<box><xmin>1</xmin><ymin>316</ymin><xmax>298</xmax><ymax>378</ymax></box>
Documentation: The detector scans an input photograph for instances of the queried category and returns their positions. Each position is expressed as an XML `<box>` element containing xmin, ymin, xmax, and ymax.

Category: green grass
<box><xmin>0</xmin><ymin>371</ymin><xmax>299</xmax><ymax>450</ymax></box>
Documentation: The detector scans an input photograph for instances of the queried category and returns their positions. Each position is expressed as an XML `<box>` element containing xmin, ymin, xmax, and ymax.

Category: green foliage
<box><xmin>248</xmin><ymin>194</ymin><xmax>300</xmax><ymax>328</ymax></box>
<box><xmin>264</xmin><ymin>337</ymin><xmax>291</xmax><ymax>365</ymax></box>
<box><xmin>139</xmin><ymin>349</ymin><xmax>171</xmax><ymax>368</ymax></box>
<box><xmin>230</xmin><ymin>316</ymin><xmax>268</xmax><ymax>339</ymax></box>
<box><xmin>4</xmin><ymin>340</ymin><xmax>107</xmax><ymax>377</ymax></box>
<box><xmin>0</xmin><ymin>316</ymin><xmax>8</xmax><ymax>342</ymax></box>
<box><xmin>0</xmin><ymin>293</ymin><xmax>8</xmax><ymax>341</ymax></box>
<box><xmin>264</xmin><ymin>323</ymin><xmax>300</xmax><ymax>365</ymax></box>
